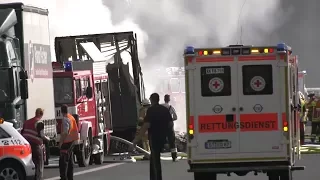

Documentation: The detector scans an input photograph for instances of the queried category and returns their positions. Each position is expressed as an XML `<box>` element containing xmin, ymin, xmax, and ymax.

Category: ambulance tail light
<box><xmin>283</xmin><ymin>120</ymin><xmax>289</xmax><ymax>132</ymax></box>
<box><xmin>213</xmin><ymin>50</ymin><xmax>221</xmax><ymax>55</ymax></box>
<box><xmin>188</xmin><ymin>119</ymin><xmax>194</xmax><ymax>140</ymax></box>
<box><xmin>0</xmin><ymin>118</ymin><xmax>3</xmax><ymax>124</ymax></box>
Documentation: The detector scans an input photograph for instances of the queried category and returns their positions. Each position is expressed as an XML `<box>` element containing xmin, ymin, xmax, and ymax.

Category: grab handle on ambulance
<box><xmin>226</xmin><ymin>114</ymin><xmax>234</xmax><ymax>122</ymax></box>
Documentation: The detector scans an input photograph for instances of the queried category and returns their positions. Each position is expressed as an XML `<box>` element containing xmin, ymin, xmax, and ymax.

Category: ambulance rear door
<box><xmin>237</xmin><ymin>52</ymin><xmax>283</xmax><ymax>153</ymax></box>
<box><xmin>192</xmin><ymin>53</ymin><xmax>239</xmax><ymax>154</ymax></box>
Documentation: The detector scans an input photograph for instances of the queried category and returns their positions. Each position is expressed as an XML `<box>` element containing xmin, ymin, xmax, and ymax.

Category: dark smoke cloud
<box><xmin>277</xmin><ymin>0</ymin><xmax>320</xmax><ymax>87</ymax></box>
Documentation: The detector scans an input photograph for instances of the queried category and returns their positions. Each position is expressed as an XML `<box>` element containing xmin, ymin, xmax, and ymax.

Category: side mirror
<box><xmin>86</xmin><ymin>87</ymin><xmax>93</xmax><ymax>99</ymax></box>
<box><xmin>20</xmin><ymin>79</ymin><xmax>28</xmax><ymax>99</ymax></box>
<box><xmin>19</xmin><ymin>70</ymin><xmax>28</xmax><ymax>80</ymax></box>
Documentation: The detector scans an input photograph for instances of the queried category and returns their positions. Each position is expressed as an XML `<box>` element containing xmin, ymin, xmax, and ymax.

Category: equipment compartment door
<box><xmin>194</xmin><ymin>57</ymin><xmax>239</xmax><ymax>154</ymax></box>
<box><xmin>237</xmin><ymin>58</ymin><xmax>282</xmax><ymax>153</ymax></box>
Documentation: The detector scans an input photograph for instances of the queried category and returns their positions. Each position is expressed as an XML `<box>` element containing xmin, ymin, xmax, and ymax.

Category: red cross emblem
<box><xmin>254</xmin><ymin>79</ymin><xmax>262</xmax><ymax>87</ymax></box>
<box><xmin>209</xmin><ymin>78</ymin><xmax>224</xmax><ymax>93</ymax></box>
<box><xmin>213</xmin><ymin>81</ymin><xmax>220</xmax><ymax>89</ymax></box>
<box><xmin>250</xmin><ymin>76</ymin><xmax>265</xmax><ymax>91</ymax></box>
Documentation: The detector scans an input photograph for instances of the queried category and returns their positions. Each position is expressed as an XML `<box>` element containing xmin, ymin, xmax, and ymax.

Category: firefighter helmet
<box><xmin>142</xmin><ymin>99</ymin><xmax>150</xmax><ymax>106</ymax></box>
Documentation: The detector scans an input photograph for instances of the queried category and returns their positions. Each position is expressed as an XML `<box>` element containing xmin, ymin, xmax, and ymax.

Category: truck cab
<box><xmin>0</xmin><ymin>7</ymin><xmax>29</xmax><ymax>129</ymax></box>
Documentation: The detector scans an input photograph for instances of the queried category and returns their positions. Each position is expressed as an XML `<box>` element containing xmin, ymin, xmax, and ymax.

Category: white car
<box><xmin>0</xmin><ymin>118</ymin><xmax>35</xmax><ymax>180</ymax></box>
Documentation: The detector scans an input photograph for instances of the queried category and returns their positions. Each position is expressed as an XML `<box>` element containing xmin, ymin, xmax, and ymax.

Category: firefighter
<box><xmin>132</xmin><ymin>93</ymin><xmax>173</xmax><ymax>180</ymax></box>
<box><xmin>306</xmin><ymin>94</ymin><xmax>320</xmax><ymax>143</ymax></box>
<box><xmin>161</xmin><ymin>94</ymin><xmax>178</xmax><ymax>161</ymax></box>
<box><xmin>21</xmin><ymin>108</ymin><xmax>50</xmax><ymax>180</ymax></box>
<box><xmin>59</xmin><ymin>104</ymin><xmax>79</xmax><ymax>180</ymax></box>
<box><xmin>137</xmin><ymin>99</ymin><xmax>151</xmax><ymax>152</ymax></box>
<box><xmin>298</xmin><ymin>92</ymin><xmax>307</xmax><ymax>145</ymax></box>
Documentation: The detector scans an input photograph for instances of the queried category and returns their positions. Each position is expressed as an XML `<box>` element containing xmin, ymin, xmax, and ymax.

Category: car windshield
<box><xmin>53</xmin><ymin>77</ymin><xmax>74</xmax><ymax>104</ymax></box>
<box><xmin>0</xmin><ymin>70</ymin><xmax>10</xmax><ymax>102</ymax></box>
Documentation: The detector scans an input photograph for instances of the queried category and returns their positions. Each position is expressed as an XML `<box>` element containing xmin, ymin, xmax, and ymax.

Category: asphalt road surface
<box><xmin>43</xmin><ymin>154</ymin><xmax>320</xmax><ymax>180</ymax></box>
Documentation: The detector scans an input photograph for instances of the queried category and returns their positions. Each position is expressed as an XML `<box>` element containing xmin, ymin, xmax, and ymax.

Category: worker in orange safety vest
<box><xmin>21</xmin><ymin>108</ymin><xmax>50</xmax><ymax>180</ymax></box>
<box><xmin>59</xmin><ymin>104</ymin><xmax>79</xmax><ymax>180</ymax></box>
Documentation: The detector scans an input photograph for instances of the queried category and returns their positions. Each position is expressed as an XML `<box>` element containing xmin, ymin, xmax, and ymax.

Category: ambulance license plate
<box><xmin>205</xmin><ymin>140</ymin><xmax>231</xmax><ymax>149</ymax></box>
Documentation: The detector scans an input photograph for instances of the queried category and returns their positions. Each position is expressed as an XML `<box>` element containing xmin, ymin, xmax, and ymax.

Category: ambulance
<box><xmin>0</xmin><ymin>118</ymin><xmax>35</xmax><ymax>180</ymax></box>
<box><xmin>184</xmin><ymin>43</ymin><xmax>305</xmax><ymax>180</ymax></box>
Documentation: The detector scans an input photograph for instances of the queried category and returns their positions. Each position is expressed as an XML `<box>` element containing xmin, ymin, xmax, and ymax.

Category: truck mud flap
<box><xmin>188</xmin><ymin>165</ymin><xmax>305</xmax><ymax>173</ymax></box>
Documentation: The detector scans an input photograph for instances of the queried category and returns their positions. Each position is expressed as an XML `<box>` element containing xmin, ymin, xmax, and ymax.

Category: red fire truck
<box><xmin>51</xmin><ymin>32</ymin><xmax>145</xmax><ymax>167</ymax></box>
<box><xmin>156</xmin><ymin>67</ymin><xmax>185</xmax><ymax>106</ymax></box>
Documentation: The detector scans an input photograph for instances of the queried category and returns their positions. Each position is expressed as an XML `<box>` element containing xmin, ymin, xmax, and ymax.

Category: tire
<box><xmin>268</xmin><ymin>174</ymin><xmax>279</xmax><ymax>180</ymax></box>
<box><xmin>76</xmin><ymin>129</ymin><xmax>92</xmax><ymax>167</ymax></box>
<box><xmin>194</xmin><ymin>172</ymin><xmax>217</xmax><ymax>180</ymax></box>
<box><xmin>0</xmin><ymin>160</ymin><xmax>25</xmax><ymax>180</ymax></box>
<box><xmin>280</xmin><ymin>170</ymin><xmax>292</xmax><ymax>180</ymax></box>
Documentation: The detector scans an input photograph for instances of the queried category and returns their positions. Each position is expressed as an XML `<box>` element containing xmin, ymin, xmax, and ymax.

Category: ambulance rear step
<box><xmin>188</xmin><ymin>162</ymin><xmax>305</xmax><ymax>174</ymax></box>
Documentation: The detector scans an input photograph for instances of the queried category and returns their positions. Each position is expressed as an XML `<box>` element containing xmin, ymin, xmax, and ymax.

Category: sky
<box><xmin>1</xmin><ymin>0</ymin><xmax>320</xmax><ymax>131</ymax></box>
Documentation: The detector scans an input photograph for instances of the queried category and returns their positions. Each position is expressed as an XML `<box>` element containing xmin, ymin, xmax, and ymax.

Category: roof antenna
<box><xmin>236</xmin><ymin>0</ymin><xmax>247</xmax><ymax>45</ymax></box>
<box><xmin>240</xmin><ymin>26</ymin><xmax>243</xmax><ymax>44</ymax></box>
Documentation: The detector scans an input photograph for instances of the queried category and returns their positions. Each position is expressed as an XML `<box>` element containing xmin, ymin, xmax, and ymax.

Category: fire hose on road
<box><xmin>110</xmin><ymin>136</ymin><xmax>185</xmax><ymax>160</ymax></box>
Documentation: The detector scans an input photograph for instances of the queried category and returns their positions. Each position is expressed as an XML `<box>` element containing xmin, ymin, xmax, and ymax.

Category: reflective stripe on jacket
<box><xmin>22</xmin><ymin>117</ymin><xmax>43</xmax><ymax>145</ymax></box>
<box><xmin>62</xmin><ymin>114</ymin><xmax>79</xmax><ymax>143</ymax></box>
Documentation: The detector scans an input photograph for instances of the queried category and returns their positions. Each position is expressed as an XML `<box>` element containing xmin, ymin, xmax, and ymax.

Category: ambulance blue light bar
<box><xmin>277</xmin><ymin>43</ymin><xmax>287</xmax><ymax>51</ymax></box>
<box><xmin>64</xmin><ymin>61</ymin><xmax>72</xmax><ymax>71</ymax></box>
<box><xmin>277</xmin><ymin>43</ymin><xmax>292</xmax><ymax>54</ymax></box>
<box><xmin>185</xmin><ymin>46</ymin><xmax>195</xmax><ymax>54</ymax></box>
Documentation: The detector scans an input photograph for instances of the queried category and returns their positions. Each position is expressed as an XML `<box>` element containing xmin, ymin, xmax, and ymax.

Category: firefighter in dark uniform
<box><xmin>21</xmin><ymin>108</ymin><xmax>50</xmax><ymax>180</ymax></box>
<box><xmin>133</xmin><ymin>93</ymin><xmax>173</xmax><ymax>180</ymax></box>
<box><xmin>59</xmin><ymin>104</ymin><xmax>79</xmax><ymax>180</ymax></box>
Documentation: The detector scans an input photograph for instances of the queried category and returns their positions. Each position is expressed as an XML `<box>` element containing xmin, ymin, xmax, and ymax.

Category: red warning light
<box><xmin>198</xmin><ymin>51</ymin><xmax>203</xmax><ymax>56</ymax></box>
<box><xmin>269</xmin><ymin>48</ymin><xmax>274</xmax><ymax>53</ymax></box>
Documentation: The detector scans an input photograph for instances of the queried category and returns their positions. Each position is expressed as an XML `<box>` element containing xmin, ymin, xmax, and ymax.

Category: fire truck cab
<box><xmin>156</xmin><ymin>67</ymin><xmax>185</xmax><ymax>105</ymax></box>
<box><xmin>184</xmin><ymin>43</ymin><xmax>305</xmax><ymax>180</ymax></box>
<box><xmin>51</xmin><ymin>31</ymin><xmax>145</xmax><ymax>167</ymax></box>
<box><xmin>52</xmin><ymin>57</ymin><xmax>112</xmax><ymax>167</ymax></box>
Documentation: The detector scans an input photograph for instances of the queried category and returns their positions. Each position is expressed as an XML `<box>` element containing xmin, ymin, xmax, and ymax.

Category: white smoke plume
<box><xmin>0</xmin><ymin>0</ymin><xmax>291</xmax><ymax>132</ymax></box>
<box><xmin>103</xmin><ymin>0</ymin><xmax>290</xmax><ymax>131</ymax></box>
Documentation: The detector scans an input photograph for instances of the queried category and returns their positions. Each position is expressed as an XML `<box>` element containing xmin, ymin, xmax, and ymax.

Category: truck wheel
<box><xmin>280</xmin><ymin>170</ymin><xmax>292</xmax><ymax>180</ymax></box>
<box><xmin>268</xmin><ymin>174</ymin><xmax>279</xmax><ymax>180</ymax></box>
<box><xmin>0</xmin><ymin>160</ymin><xmax>25</xmax><ymax>180</ymax></box>
<box><xmin>194</xmin><ymin>172</ymin><xmax>216</xmax><ymax>180</ymax></box>
<box><xmin>77</xmin><ymin>130</ymin><xmax>92</xmax><ymax>167</ymax></box>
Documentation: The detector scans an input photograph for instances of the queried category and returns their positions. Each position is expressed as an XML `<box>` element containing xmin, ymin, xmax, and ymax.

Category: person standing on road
<box><xmin>133</xmin><ymin>93</ymin><xmax>173</xmax><ymax>180</ymax></box>
<box><xmin>137</xmin><ymin>99</ymin><xmax>151</xmax><ymax>152</ymax></box>
<box><xmin>59</xmin><ymin>104</ymin><xmax>79</xmax><ymax>180</ymax></box>
<box><xmin>21</xmin><ymin>108</ymin><xmax>50</xmax><ymax>180</ymax></box>
<box><xmin>161</xmin><ymin>94</ymin><xmax>178</xmax><ymax>161</ymax></box>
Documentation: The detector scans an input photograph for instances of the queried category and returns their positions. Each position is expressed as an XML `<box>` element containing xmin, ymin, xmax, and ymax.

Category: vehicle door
<box><xmin>237</xmin><ymin>54</ymin><xmax>283</xmax><ymax>153</ymax></box>
<box><xmin>193</xmin><ymin>55</ymin><xmax>240</xmax><ymax>154</ymax></box>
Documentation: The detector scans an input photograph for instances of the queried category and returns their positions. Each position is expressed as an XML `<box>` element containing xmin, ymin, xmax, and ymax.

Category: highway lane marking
<box><xmin>44</xmin><ymin>163</ymin><xmax>124</xmax><ymax>180</ymax></box>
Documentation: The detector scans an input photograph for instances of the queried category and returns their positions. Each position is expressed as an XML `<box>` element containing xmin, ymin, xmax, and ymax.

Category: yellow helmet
<box><xmin>141</xmin><ymin>99</ymin><xmax>150</xmax><ymax>106</ymax></box>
